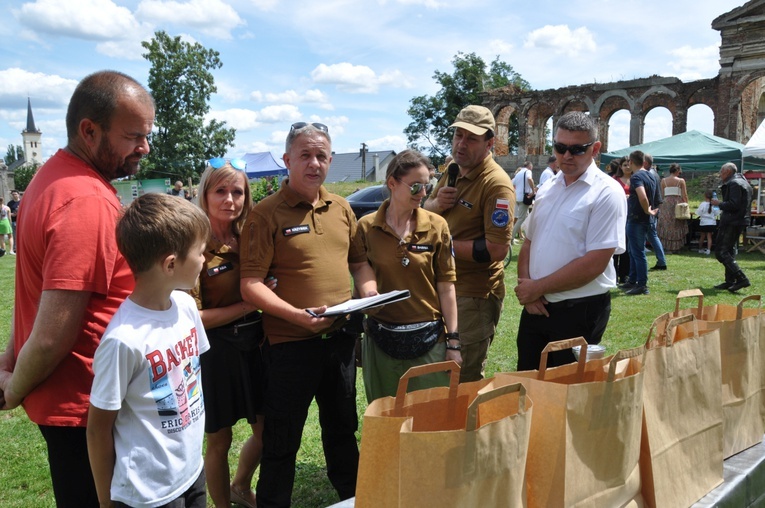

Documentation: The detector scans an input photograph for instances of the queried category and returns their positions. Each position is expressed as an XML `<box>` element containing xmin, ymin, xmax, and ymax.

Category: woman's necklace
<box><xmin>386</xmin><ymin>209</ymin><xmax>414</xmax><ymax>267</ymax></box>
<box><xmin>212</xmin><ymin>232</ymin><xmax>235</xmax><ymax>248</ymax></box>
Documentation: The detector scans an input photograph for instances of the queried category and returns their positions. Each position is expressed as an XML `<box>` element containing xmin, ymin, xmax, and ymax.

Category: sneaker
<box><xmin>650</xmin><ymin>264</ymin><xmax>667</xmax><ymax>271</ymax></box>
<box><xmin>704</xmin><ymin>249</ymin><xmax>710</xmax><ymax>255</ymax></box>
<box><xmin>728</xmin><ymin>279</ymin><xmax>751</xmax><ymax>292</ymax></box>
<box><xmin>698</xmin><ymin>249</ymin><xmax>706</xmax><ymax>253</ymax></box>
<box><xmin>619</xmin><ymin>281</ymin><xmax>637</xmax><ymax>290</ymax></box>
<box><xmin>713</xmin><ymin>281</ymin><xmax>733</xmax><ymax>290</ymax></box>
<box><xmin>8</xmin><ymin>250</ymin><xmax>15</xmax><ymax>255</ymax></box>
<box><xmin>625</xmin><ymin>285</ymin><xmax>649</xmax><ymax>295</ymax></box>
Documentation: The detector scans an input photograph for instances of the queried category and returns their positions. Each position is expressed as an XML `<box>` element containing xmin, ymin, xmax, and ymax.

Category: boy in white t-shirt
<box><xmin>87</xmin><ymin>193</ymin><xmax>211</xmax><ymax>508</ymax></box>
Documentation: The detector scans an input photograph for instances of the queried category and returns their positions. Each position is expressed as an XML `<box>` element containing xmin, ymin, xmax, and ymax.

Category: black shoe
<box><xmin>713</xmin><ymin>281</ymin><xmax>733</xmax><ymax>290</ymax></box>
<box><xmin>650</xmin><ymin>264</ymin><xmax>667</xmax><ymax>271</ymax></box>
<box><xmin>625</xmin><ymin>285</ymin><xmax>649</xmax><ymax>295</ymax></box>
<box><xmin>728</xmin><ymin>279</ymin><xmax>751</xmax><ymax>292</ymax></box>
<box><xmin>619</xmin><ymin>281</ymin><xmax>637</xmax><ymax>290</ymax></box>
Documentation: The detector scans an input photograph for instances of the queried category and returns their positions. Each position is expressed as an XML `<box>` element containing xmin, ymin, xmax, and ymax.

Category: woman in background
<box><xmin>192</xmin><ymin>158</ymin><xmax>274</xmax><ymax>508</ymax></box>
<box><xmin>657</xmin><ymin>163</ymin><xmax>689</xmax><ymax>253</ymax></box>
<box><xmin>612</xmin><ymin>157</ymin><xmax>631</xmax><ymax>283</ymax></box>
<box><xmin>355</xmin><ymin>149</ymin><xmax>460</xmax><ymax>402</ymax></box>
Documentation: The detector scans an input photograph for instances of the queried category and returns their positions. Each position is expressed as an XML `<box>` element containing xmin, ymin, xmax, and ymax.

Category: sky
<box><xmin>0</xmin><ymin>0</ymin><xmax>748</xmax><ymax>168</ymax></box>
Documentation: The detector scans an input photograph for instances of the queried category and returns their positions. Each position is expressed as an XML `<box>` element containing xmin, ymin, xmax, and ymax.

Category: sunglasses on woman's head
<box><xmin>209</xmin><ymin>157</ymin><xmax>247</xmax><ymax>171</ymax></box>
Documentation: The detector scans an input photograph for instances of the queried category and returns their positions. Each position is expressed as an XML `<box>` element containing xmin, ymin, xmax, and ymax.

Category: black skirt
<box><xmin>200</xmin><ymin>316</ymin><xmax>265</xmax><ymax>433</ymax></box>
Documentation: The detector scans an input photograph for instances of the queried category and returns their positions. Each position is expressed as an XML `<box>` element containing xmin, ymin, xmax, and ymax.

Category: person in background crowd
<box><xmin>239</xmin><ymin>122</ymin><xmax>377</xmax><ymax>507</ymax></box>
<box><xmin>643</xmin><ymin>153</ymin><xmax>668</xmax><ymax>270</ymax></box>
<box><xmin>8</xmin><ymin>190</ymin><xmax>20</xmax><ymax>254</ymax></box>
<box><xmin>695</xmin><ymin>190</ymin><xmax>717</xmax><ymax>255</ymax></box>
<box><xmin>711</xmin><ymin>162</ymin><xmax>752</xmax><ymax>292</ymax></box>
<box><xmin>0</xmin><ymin>198</ymin><xmax>13</xmax><ymax>255</ymax></box>
<box><xmin>514</xmin><ymin>111</ymin><xmax>626</xmax><ymax>370</ymax></box>
<box><xmin>612</xmin><ymin>157</ymin><xmax>631</xmax><ymax>284</ymax></box>
<box><xmin>424</xmin><ymin>105</ymin><xmax>514</xmax><ymax>383</ymax></box>
<box><xmin>538</xmin><ymin>155</ymin><xmax>558</xmax><ymax>187</ymax></box>
<box><xmin>171</xmin><ymin>180</ymin><xmax>187</xmax><ymax>199</ymax></box>
<box><xmin>657</xmin><ymin>163</ymin><xmax>689</xmax><ymax>253</ymax></box>
<box><xmin>511</xmin><ymin>161</ymin><xmax>536</xmax><ymax>243</ymax></box>
<box><xmin>0</xmin><ymin>70</ymin><xmax>154</xmax><ymax>507</ymax></box>
<box><xmin>355</xmin><ymin>149</ymin><xmax>460</xmax><ymax>402</ymax></box>
<box><xmin>192</xmin><ymin>158</ymin><xmax>275</xmax><ymax>508</ymax></box>
<box><xmin>623</xmin><ymin>150</ymin><xmax>660</xmax><ymax>295</ymax></box>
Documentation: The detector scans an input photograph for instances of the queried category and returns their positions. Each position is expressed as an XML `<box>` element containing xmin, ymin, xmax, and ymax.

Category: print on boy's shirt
<box><xmin>145</xmin><ymin>327</ymin><xmax>205</xmax><ymax>433</ymax></box>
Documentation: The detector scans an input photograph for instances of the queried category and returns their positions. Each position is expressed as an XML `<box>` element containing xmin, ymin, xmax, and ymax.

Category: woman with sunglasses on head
<box><xmin>191</xmin><ymin>158</ymin><xmax>275</xmax><ymax>508</ymax></box>
<box><xmin>354</xmin><ymin>149</ymin><xmax>460</xmax><ymax>403</ymax></box>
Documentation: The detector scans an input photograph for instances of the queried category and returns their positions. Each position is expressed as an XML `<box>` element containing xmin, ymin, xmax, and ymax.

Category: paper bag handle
<box><xmin>645</xmin><ymin>313</ymin><xmax>671</xmax><ymax>348</ymax></box>
<box><xmin>607</xmin><ymin>345</ymin><xmax>645</xmax><ymax>382</ymax></box>
<box><xmin>465</xmin><ymin>383</ymin><xmax>526</xmax><ymax>432</ymax></box>
<box><xmin>736</xmin><ymin>294</ymin><xmax>761</xmax><ymax>319</ymax></box>
<box><xmin>663</xmin><ymin>314</ymin><xmax>698</xmax><ymax>346</ymax></box>
<box><xmin>393</xmin><ymin>360</ymin><xmax>460</xmax><ymax>415</ymax></box>
<box><xmin>539</xmin><ymin>337</ymin><xmax>588</xmax><ymax>381</ymax></box>
<box><xmin>674</xmin><ymin>289</ymin><xmax>704</xmax><ymax>318</ymax></box>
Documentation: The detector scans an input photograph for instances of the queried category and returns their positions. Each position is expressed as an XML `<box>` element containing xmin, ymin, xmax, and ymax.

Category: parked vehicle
<box><xmin>346</xmin><ymin>185</ymin><xmax>387</xmax><ymax>219</ymax></box>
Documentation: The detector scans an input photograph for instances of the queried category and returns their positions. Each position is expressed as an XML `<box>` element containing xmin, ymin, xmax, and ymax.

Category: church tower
<box><xmin>22</xmin><ymin>98</ymin><xmax>42</xmax><ymax>166</ymax></box>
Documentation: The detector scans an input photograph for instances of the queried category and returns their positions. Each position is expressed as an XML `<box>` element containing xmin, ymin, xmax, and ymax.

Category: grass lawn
<box><xmin>0</xmin><ymin>182</ymin><xmax>762</xmax><ymax>506</ymax></box>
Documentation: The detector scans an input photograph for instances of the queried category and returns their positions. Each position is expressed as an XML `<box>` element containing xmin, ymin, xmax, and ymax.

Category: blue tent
<box><xmin>241</xmin><ymin>152</ymin><xmax>288</xmax><ymax>179</ymax></box>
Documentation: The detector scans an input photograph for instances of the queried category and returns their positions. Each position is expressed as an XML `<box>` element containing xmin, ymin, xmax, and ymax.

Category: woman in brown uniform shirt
<box><xmin>355</xmin><ymin>149</ymin><xmax>460</xmax><ymax>402</ymax></box>
<box><xmin>192</xmin><ymin>158</ymin><xmax>274</xmax><ymax>508</ymax></box>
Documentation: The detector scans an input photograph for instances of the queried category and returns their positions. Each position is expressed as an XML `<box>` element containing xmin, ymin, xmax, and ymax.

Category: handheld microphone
<box><xmin>447</xmin><ymin>163</ymin><xmax>459</xmax><ymax>187</ymax></box>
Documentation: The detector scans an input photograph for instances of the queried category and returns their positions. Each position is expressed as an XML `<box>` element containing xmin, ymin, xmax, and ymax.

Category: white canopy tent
<box><xmin>743</xmin><ymin>120</ymin><xmax>765</xmax><ymax>159</ymax></box>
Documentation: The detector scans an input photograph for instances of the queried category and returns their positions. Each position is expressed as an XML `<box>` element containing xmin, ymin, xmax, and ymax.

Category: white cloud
<box><xmin>0</xmin><ymin>68</ymin><xmax>77</xmax><ymax>108</ymax></box>
<box><xmin>310</xmin><ymin>63</ymin><xmax>410</xmax><ymax>94</ymax></box>
<box><xmin>667</xmin><ymin>44</ymin><xmax>720</xmax><ymax>81</ymax></box>
<box><xmin>367</xmin><ymin>134</ymin><xmax>408</xmax><ymax>152</ymax></box>
<box><xmin>136</xmin><ymin>0</ymin><xmax>245</xmax><ymax>39</ymax></box>
<box><xmin>251</xmin><ymin>89</ymin><xmax>333</xmax><ymax>110</ymax></box>
<box><xmin>488</xmin><ymin>39</ymin><xmax>513</xmax><ymax>55</ymax></box>
<box><xmin>524</xmin><ymin>25</ymin><xmax>597</xmax><ymax>57</ymax></box>
<box><xmin>16</xmin><ymin>0</ymin><xmax>140</xmax><ymax>40</ymax></box>
<box><xmin>208</xmin><ymin>104</ymin><xmax>302</xmax><ymax>131</ymax></box>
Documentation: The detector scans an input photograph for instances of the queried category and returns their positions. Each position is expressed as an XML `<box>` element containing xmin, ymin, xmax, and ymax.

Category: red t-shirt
<box><xmin>14</xmin><ymin>149</ymin><xmax>134</xmax><ymax>426</ymax></box>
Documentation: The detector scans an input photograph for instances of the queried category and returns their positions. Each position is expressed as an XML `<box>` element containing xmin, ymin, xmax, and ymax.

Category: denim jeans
<box><xmin>626</xmin><ymin>221</ymin><xmax>650</xmax><ymax>286</ymax></box>
<box><xmin>647</xmin><ymin>221</ymin><xmax>667</xmax><ymax>266</ymax></box>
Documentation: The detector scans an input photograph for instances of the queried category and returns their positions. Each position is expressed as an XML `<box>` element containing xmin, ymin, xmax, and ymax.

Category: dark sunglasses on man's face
<box><xmin>290</xmin><ymin>122</ymin><xmax>329</xmax><ymax>133</ymax></box>
<box><xmin>553</xmin><ymin>141</ymin><xmax>594</xmax><ymax>156</ymax></box>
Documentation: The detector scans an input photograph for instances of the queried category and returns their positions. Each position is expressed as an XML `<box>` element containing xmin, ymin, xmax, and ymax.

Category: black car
<box><xmin>346</xmin><ymin>184</ymin><xmax>387</xmax><ymax>220</ymax></box>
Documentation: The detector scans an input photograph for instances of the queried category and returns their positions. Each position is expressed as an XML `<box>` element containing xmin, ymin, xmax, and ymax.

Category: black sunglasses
<box><xmin>290</xmin><ymin>122</ymin><xmax>329</xmax><ymax>133</ymax></box>
<box><xmin>553</xmin><ymin>141</ymin><xmax>594</xmax><ymax>156</ymax></box>
<box><xmin>395</xmin><ymin>178</ymin><xmax>433</xmax><ymax>196</ymax></box>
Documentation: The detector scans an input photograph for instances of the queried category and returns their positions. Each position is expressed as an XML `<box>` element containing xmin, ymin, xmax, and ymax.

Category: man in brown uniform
<box><xmin>424</xmin><ymin>105</ymin><xmax>514</xmax><ymax>382</ymax></box>
<box><xmin>239</xmin><ymin>122</ymin><xmax>377</xmax><ymax>508</ymax></box>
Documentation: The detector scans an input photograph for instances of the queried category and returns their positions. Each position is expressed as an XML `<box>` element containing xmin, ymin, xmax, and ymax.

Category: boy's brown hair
<box><xmin>117</xmin><ymin>193</ymin><xmax>210</xmax><ymax>274</ymax></box>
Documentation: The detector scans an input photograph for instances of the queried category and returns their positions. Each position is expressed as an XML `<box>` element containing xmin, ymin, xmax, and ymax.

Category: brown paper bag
<box><xmin>497</xmin><ymin>338</ymin><xmax>645</xmax><ymax>508</ymax></box>
<box><xmin>640</xmin><ymin>314</ymin><xmax>723</xmax><ymax>508</ymax></box>
<box><xmin>356</xmin><ymin>361</ymin><xmax>532</xmax><ymax>508</ymax></box>
<box><xmin>671</xmin><ymin>291</ymin><xmax>763</xmax><ymax>458</ymax></box>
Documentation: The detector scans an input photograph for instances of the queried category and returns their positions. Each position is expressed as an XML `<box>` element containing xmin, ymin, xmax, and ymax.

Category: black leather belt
<box><xmin>545</xmin><ymin>292</ymin><xmax>609</xmax><ymax>309</ymax></box>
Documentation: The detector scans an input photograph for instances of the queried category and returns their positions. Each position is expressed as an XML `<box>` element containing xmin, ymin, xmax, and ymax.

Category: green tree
<box><xmin>140</xmin><ymin>30</ymin><xmax>236</xmax><ymax>182</ymax></box>
<box><xmin>13</xmin><ymin>163</ymin><xmax>39</xmax><ymax>191</ymax></box>
<box><xmin>404</xmin><ymin>52</ymin><xmax>530</xmax><ymax>164</ymax></box>
<box><xmin>3</xmin><ymin>144</ymin><xmax>24</xmax><ymax>166</ymax></box>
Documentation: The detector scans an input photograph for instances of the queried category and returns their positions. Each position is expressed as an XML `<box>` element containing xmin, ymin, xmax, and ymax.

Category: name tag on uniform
<box><xmin>207</xmin><ymin>262</ymin><xmax>234</xmax><ymax>277</ymax></box>
<box><xmin>407</xmin><ymin>244</ymin><xmax>434</xmax><ymax>252</ymax></box>
<box><xmin>458</xmin><ymin>199</ymin><xmax>473</xmax><ymax>209</ymax></box>
<box><xmin>283</xmin><ymin>225</ymin><xmax>310</xmax><ymax>236</ymax></box>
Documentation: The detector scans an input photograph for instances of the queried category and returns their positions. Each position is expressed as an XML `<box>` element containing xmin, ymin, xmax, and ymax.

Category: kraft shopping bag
<box><xmin>356</xmin><ymin>361</ymin><xmax>532</xmax><ymax>508</ymax></box>
<box><xmin>671</xmin><ymin>290</ymin><xmax>763</xmax><ymax>458</ymax></box>
<box><xmin>497</xmin><ymin>338</ymin><xmax>645</xmax><ymax>508</ymax></box>
<box><xmin>640</xmin><ymin>314</ymin><xmax>723</xmax><ymax>508</ymax></box>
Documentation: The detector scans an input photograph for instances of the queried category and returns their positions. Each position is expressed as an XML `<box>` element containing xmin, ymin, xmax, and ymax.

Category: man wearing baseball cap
<box><xmin>424</xmin><ymin>105</ymin><xmax>515</xmax><ymax>382</ymax></box>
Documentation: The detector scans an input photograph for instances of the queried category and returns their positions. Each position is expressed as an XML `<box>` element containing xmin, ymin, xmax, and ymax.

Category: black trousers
<box><xmin>256</xmin><ymin>333</ymin><xmax>359</xmax><ymax>508</ymax></box>
<box><xmin>516</xmin><ymin>292</ymin><xmax>611</xmax><ymax>372</ymax></box>
<box><xmin>38</xmin><ymin>425</ymin><xmax>98</xmax><ymax>508</ymax></box>
<box><xmin>714</xmin><ymin>224</ymin><xmax>745</xmax><ymax>282</ymax></box>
